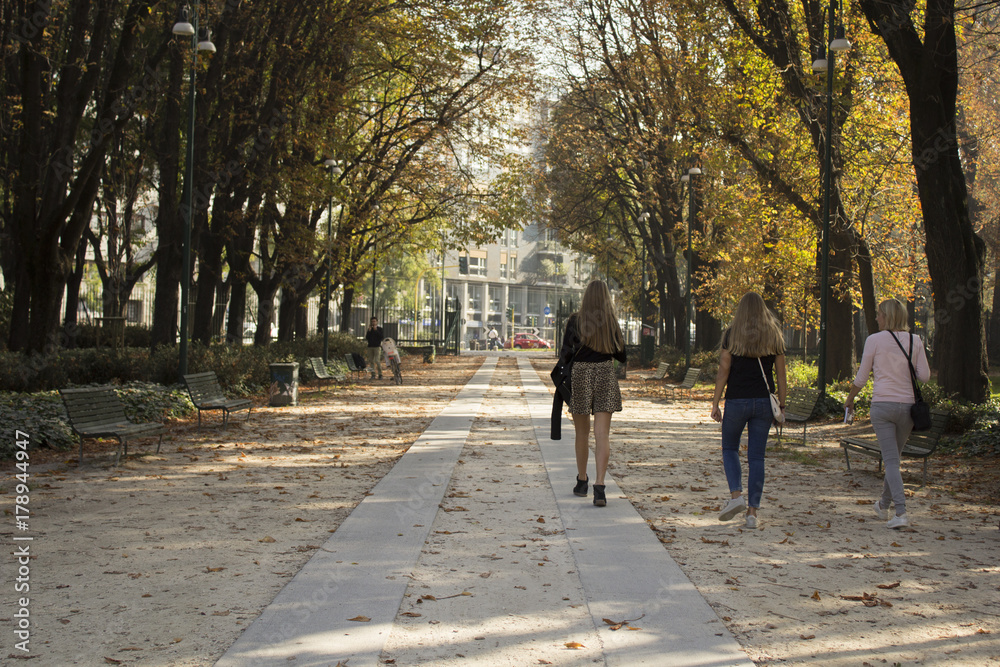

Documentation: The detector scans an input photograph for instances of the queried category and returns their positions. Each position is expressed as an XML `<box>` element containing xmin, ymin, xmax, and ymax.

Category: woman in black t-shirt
<box><xmin>559</xmin><ymin>280</ymin><xmax>627</xmax><ymax>507</ymax></box>
<box><xmin>710</xmin><ymin>292</ymin><xmax>786</xmax><ymax>529</ymax></box>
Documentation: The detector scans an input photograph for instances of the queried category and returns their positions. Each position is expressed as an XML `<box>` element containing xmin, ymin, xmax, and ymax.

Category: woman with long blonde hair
<box><xmin>711</xmin><ymin>292</ymin><xmax>787</xmax><ymax>528</ymax></box>
<box><xmin>558</xmin><ymin>280</ymin><xmax>627</xmax><ymax>506</ymax></box>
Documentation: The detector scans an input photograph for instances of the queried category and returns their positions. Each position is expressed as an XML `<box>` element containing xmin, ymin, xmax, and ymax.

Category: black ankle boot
<box><xmin>593</xmin><ymin>484</ymin><xmax>606</xmax><ymax>507</ymax></box>
<box><xmin>573</xmin><ymin>475</ymin><xmax>588</xmax><ymax>497</ymax></box>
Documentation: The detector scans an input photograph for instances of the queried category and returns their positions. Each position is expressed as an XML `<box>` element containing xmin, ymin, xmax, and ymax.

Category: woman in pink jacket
<box><xmin>845</xmin><ymin>299</ymin><xmax>930</xmax><ymax>529</ymax></box>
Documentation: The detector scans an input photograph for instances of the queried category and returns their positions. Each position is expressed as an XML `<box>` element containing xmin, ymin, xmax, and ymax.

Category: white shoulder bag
<box><xmin>758</xmin><ymin>358</ymin><xmax>784</xmax><ymax>422</ymax></box>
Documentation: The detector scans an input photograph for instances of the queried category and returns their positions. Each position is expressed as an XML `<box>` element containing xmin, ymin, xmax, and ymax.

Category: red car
<box><xmin>504</xmin><ymin>333</ymin><xmax>552</xmax><ymax>349</ymax></box>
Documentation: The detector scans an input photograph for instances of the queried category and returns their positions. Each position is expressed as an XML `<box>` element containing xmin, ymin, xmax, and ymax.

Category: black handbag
<box><xmin>889</xmin><ymin>332</ymin><xmax>931</xmax><ymax>431</ymax></box>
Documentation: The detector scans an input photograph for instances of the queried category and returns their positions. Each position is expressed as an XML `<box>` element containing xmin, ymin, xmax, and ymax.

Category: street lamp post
<box><xmin>172</xmin><ymin>2</ymin><xmax>215</xmax><ymax>379</ymax></box>
<box><xmin>371</xmin><ymin>205</ymin><xmax>379</xmax><ymax>322</ymax></box>
<box><xmin>813</xmin><ymin>0</ymin><xmax>851</xmax><ymax>397</ymax></box>
<box><xmin>321</xmin><ymin>159</ymin><xmax>342</xmax><ymax>363</ymax></box>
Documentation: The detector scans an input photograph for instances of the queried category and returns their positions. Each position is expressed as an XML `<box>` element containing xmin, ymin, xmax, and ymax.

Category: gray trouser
<box><xmin>367</xmin><ymin>347</ymin><xmax>382</xmax><ymax>377</ymax></box>
<box><xmin>869</xmin><ymin>402</ymin><xmax>912</xmax><ymax>515</ymax></box>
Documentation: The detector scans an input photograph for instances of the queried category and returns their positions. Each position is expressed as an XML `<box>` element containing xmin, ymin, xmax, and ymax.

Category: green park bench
<box><xmin>183</xmin><ymin>371</ymin><xmax>253</xmax><ymax>429</ymax></box>
<box><xmin>59</xmin><ymin>386</ymin><xmax>165</xmax><ymax>465</ymax></box>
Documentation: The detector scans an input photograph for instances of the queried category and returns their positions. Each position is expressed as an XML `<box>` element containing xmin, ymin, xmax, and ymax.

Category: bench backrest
<box><xmin>183</xmin><ymin>371</ymin><xmax>225</xmax><ymax>403</ymax></box>
<box><xmin>786</xmin><ymin>387</ymin><xmax>821</xmax><ymax>417</ymax></box>
<box><xmin>59</xmin><ymin>387</ymin><xmax>127</xmax><ymax>428</ymax></box>
<box><xmin>681</xmin><ymin>367</ymin><xmax>701</xmax><ymax>387</ymax></box>
<box><xmin>905</xmin><ymin>408</ymin><xmax>950</xmax><ymax>454</ymax></box>
<box><xmin>309</xmin><ymin>357</ymin><xmax>332</xmax><ymax>378</ymax></box>
<box><xmin>344</xmin><ymin>353</ymin><xmax>359</xmax><ymax>371</ymax></box>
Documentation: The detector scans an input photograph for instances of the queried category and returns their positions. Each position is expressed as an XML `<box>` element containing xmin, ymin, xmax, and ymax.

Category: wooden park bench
<box><xmin>183</xmin><ymin>371</ymin><xmax>253</xmax><ymax>429</ymax></box>
<box><xmin>839</xmin><ymin>407</ymin><xmax>950</xmax><ymax>486</ymax></box>
<box><xmin>344</xmin><ymin>353</ymin><xmax>366</xmax><ymax>381</ymax></box>
<box><xmin>775</xmin><ymin>387</ymin><xmax>822</xmax><ymax>444</ymax></box>
<box><xmin>664</xmin><ymin>367</ymin><xmax>701</xmax><ymax>400</ymax></box>
<box><xmin>59</xmin><ymin>386</ymin><xmax>165</xmax><ymax>465</ymax></box>
<box><xmin>308</xmin><ymin>357</ymin><xmax>346</xmax><ymax>387</ymax></box>
<box><xmin>642</xmin><ymin>361</ymin><xmax>670</xmax><ymax>386</ymax></box>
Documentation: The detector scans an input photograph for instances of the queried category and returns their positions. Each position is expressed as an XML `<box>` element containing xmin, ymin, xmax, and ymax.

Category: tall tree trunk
<box><xmin>340</xmin><ymin>286</ymin><xmax>355</xmax><ymax>334</ymax></box>
<box><xmin>212</xmin><ymin>280</ymin><xmax>231</xmax><ymax>342</ymax></box>
<box><xmin>255</xmin><ymin>285</ymin><xmax>278</xmax><ymax>347</ymax></box>
<box><xmin>63</xmin><ymin>241</ymin><xmax>88</xmax><ymax>347</ymax></box>
<box><xmin>150</xmin><ymin>48</ymin><xmax>184</xmax><ymax>349</ymax></box>
<box><xmin>989</xmin><ymin>261</ymin><xmax>1000</xmax><ymax>365</ymax></box>
<box><xmin>227</xmin><ymin>279</ymin><xmax>248</xmax><ymax>345</ymax></box>
<box><xmin>860</xmin><ymin>0</ymin><xmax>990</xmax><ymax>402</ymax></box>
<box><xmin>193</xmin><ymin>225</ymin><xmax>224</xmax><ymax>344</ymax></box>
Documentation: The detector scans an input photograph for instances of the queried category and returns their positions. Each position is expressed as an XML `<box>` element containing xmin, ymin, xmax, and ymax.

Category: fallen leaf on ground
<box><xmin>564</xmin><ymin>641</ymin><xmax>585</xmax><ymax>649</ymax></box>
<box><xmin>348</xmin><ymin>615</ymin><xmax>371</xmax><ymax>622</ymax></box>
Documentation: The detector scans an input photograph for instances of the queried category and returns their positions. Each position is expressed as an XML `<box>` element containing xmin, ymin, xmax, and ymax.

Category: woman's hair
<box><xmin>576</xmin><ymin>280</ymin><xmax>624</xmax><ymax>354</ymax></box>
<box><xmin>878</xmin><ymin>298</ymin><xmax>909</xmax><ymax>332</ymax></box>
<box><xmin>723</xmin><ymin>292</ymin><xmax>785</xmax><ymax>357</ymax></box>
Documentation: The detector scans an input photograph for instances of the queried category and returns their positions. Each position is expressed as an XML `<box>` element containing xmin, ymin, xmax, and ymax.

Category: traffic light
<box><xmin>458</xmin><ymin>256</ymin><xmax>468</xmax><ymax>274</ymax></box>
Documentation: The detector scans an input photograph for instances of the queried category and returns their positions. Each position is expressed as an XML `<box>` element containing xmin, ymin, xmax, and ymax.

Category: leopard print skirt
<box><xmin>569</xmin><ymin>360</ymin><xmax>622</xmax><ymax>415</ymax></box>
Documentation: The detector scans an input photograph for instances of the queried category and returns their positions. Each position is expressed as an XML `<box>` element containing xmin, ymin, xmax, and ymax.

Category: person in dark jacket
<box><xmin>365</xmin><ymin>317</ymin><xmax>384</xmax><ymax>380</ymax></box>
<box><xmin>559</xmin><ymin>280</ymin><xmax>627</xmax><ymax>507</ymax></box>
<box><xmin>711</xmin><ymin>292</ymin><xmax>787</xmax><ymax>529</ymax></box>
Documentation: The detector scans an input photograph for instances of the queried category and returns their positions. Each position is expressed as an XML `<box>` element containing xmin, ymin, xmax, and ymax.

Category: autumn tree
<box><xmin>857</xmin><ymin>0</ymin><xmax>991</xmax><ymax>401</ymax></box>
<box><xmin>1</xmin><ymin>0</ymin><xmax>165</xmax><ymax>353</ymax></box>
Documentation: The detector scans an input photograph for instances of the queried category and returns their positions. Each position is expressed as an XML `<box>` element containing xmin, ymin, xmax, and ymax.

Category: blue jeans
<box><xmin>721</xmin><ymin>397</ymin><xmax>773</xmax><ymax>508</ymax></box>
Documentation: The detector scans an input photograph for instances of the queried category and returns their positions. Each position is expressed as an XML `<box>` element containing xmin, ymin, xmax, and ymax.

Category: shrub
<box><xmin>0</xmin><ymin>391</ymin><xmax>76</xmax><ymax>454</ymax></box>
<box><xmin>0</xmin><ymin>331</ymin><xmax>367</xmax><ymax>395</ymax></box>
<box><xmin>0</xmin><ymin>382</ymin><xmax>194</xmax><ymax>457</ymax></box>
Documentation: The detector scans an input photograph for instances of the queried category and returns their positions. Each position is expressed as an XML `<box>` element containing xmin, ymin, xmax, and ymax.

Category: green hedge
<box><xmin>0</xmin><ymin>383</ymin><xmax>194</xmax><ymax>457</ymax></box>
<box><xmin>0</xmin><ymin>333</ymin><xmax>366</xmax><ymax>457</ymax></box>
<box><xmin>0</xmin><ymin>332</ymin><xmax>365</xmax><ymax>394</ymax></box>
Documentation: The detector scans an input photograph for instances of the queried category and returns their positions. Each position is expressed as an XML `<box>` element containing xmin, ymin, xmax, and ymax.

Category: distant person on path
<box><xmin>366</xmin><ymin>317</ymin><xmax>384</xmax><ymax>380</ymax></box>
<box><xmin>844</xmin><ymin>298</ymin><xmax>930</xmax><ymax>529</ymax></box>
<box><xmin>560</xmin><ymin>280</ymin><xmax>627</xmax><ymax>507</ymax></box>
<box><xmin>487</xmin><ymin>327</ymin><xmax>499</xmax><ymax>350</ymax></box>
<box><xmin>711</xmin><ymin>292</ymin><xmax>787</xmax><ymax>529</ymax></box>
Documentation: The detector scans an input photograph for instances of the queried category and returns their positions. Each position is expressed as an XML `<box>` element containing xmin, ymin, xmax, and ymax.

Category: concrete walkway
<box><xmin>217</xmin><ymin>357</ymin><xmax>753</xmax><ymax>666</ymax></box>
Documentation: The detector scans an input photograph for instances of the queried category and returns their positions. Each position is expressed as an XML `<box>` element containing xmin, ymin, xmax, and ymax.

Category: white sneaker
<box><xmin>873</xmin><ymin>499</ymin><xmax>888</xmax><ymax>521</ymax></box>
<box><xmin>745</xmin><ymin>514</ymin><xmax>758</xmax><ymax>529</ymax></box>
<box><xmin>887</xmin><ymin>513</ymin><xmax>909</xmax><ymax>529</ymax></box>
<box><xmin>719</xmin><ymin>496</ymin><xmax>746</xmax><ymax>521</ymax></box>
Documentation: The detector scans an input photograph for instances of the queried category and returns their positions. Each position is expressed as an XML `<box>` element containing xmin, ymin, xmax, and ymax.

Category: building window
<box><xmin>468</xmin><ymin>255</ymin><xmax>486</xmax><ymax>276</ymax></box>
<box><xmin>488</xmin><ymin>286</ymin><xmax>502</xmax><ymax>314</ymax></box>
<box><xmin>467</xmin><ymin>284</ymin><xmax>483</xmax><ymax>320</ymax></box>
<box><xmin>527</xmin><ymin>290</ymin><xmax>542</xmax><ymax>317</ymax></box>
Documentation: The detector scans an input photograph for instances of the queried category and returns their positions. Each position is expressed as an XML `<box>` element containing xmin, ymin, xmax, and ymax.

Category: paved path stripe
<box><xmin>216</xmin><ymin>358</ymin><xmax>498</xmax><ymax>667</ymax></box>
<box><xmin>520</xmin><ymin>357</ymin><xmax>755</xmax><ymax>666</ymax></box>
